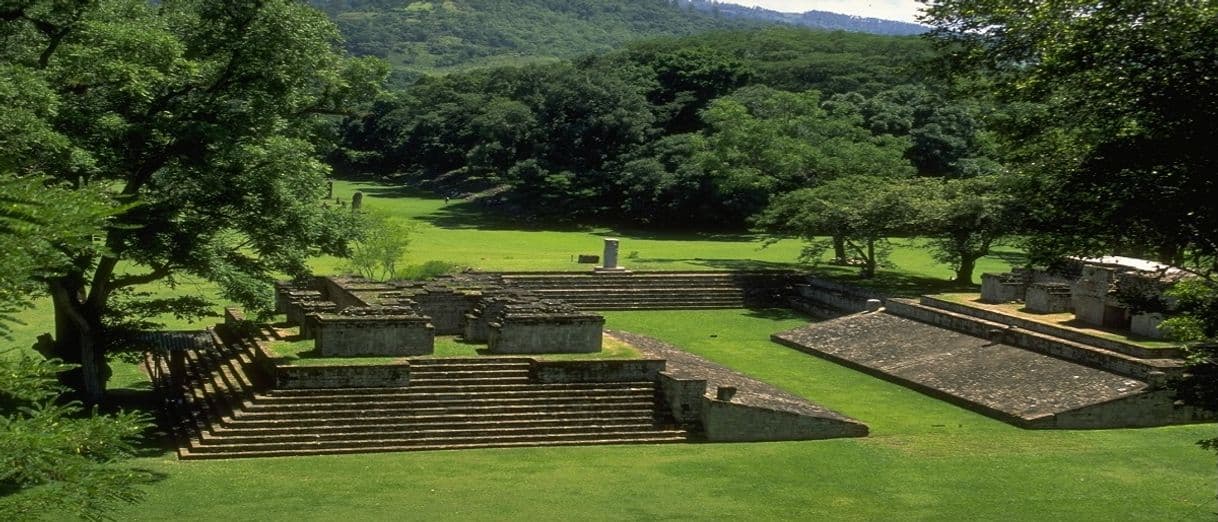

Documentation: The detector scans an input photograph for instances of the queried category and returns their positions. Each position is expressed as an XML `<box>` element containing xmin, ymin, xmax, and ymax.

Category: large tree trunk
<box><xmin>955</xmin><ymin>255</ymin><xmax>979</xmax><ymax>285</ymax></box>
<box><xmin>832</xmin><ymin>234</ymin><xmax>848</xmax><ymax>265</ymax></box>
<box><xmin>861</xmin><ymin>240</ymin><xmax>877</xmax><ymax>278</ymax></box>
<box><xmin>49</xmin><ymin>278</ymin><xmax>109</xmax><ymax>405</ymax></box>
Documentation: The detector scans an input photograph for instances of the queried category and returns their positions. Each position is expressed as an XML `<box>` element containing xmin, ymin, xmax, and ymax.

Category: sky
<box><xmin>720</xmin><ymin>1</ymin><xmax>925</xmax><ymax>23</ymax></box>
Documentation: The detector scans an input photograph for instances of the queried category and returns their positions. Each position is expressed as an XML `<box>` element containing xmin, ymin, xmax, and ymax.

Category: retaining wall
<box><xmin>531</xmin><ymin>360</ymin><xmax>665</xmax><ymax>383</ymax></box>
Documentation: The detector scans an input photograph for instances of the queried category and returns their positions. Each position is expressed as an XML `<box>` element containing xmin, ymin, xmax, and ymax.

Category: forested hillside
<box><xmin>678</xmin><ymin>0</ymin><xmax>927</xmax><ymax>35</ymax></box>
<box><xmin>307</xmin><ymin>0</ymin><xmax>761</xmax><ymax>85</ymax></box>
<box><xmin>337</xmin><ymin>27</ymin><xmax>989</xmax><ymax>234</ymax></box>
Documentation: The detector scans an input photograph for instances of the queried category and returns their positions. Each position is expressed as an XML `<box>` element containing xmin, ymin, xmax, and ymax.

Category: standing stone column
<box><xmin>351</xmin><ymin>191</ymin><xmax>363</xmax><ymax>211</ymax></box>
<box><xmin>326</xmin><ymin>180</ymin><xmax>334</xmax><ymax>199</ymax></box>
<box><xmin>596</xmin><ymin>238</ymin><xmax>627</xmax><ymax>272</ymax></box>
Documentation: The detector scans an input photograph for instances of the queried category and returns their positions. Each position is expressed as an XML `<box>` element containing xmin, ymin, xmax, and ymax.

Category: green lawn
<box><xmin>9</xmin><ymin>179</ymin><xmax>1215</xmax><ymax>520</ymax></box>
<box><xmin>101</xmin><ymin>309</ymin><xmax>1214</xmax><ymax>521</ymax></box>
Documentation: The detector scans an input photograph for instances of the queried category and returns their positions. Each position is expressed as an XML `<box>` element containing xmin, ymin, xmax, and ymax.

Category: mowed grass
<box><xmin>8</xmin><ymin>179</ymin><xmax>1214</xmax><ymax>520</ymax></box>
<box><xmin>311</xmin><ymin>180</ymin><xmax>1022</xmax><ymax>287</ymax></box>
<box><xmin>105</xmin><ymin>309</ymin><xmax>1215</xmax><ymax>521</ymax></box>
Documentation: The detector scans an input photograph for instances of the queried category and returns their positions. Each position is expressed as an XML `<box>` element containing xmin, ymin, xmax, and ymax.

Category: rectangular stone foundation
<box><xmin>313</xmin><ymin>314</ymin><xmax>435</xmax><ymax>356</ymax></box>
<box><xmin>488</xmin><ymin>315</ymin><xmax>604</xmax><ymax>354</ymax></box>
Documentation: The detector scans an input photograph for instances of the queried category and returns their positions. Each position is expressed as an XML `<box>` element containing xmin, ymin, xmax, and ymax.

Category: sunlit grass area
<box><xmin>11</xmin><ymin>179</ymin><xmax>1212</xmax><ymax>521</ymax></box>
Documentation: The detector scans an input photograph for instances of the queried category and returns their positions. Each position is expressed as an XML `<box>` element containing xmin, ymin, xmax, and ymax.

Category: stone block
<box><xmin>1025</xmin><ymin>283</ymin><xmax>1072</xmax><ymax>314</ymax></box>
<box><xmin>313</xmin><ymin>314</ymin><xmax>435</xmax><ymax>356</ymax></box>
<box><xmin>1130</xmin><ymin>313</ymin><xmax>1165</xmax><ymax>339</ymax></box>
<box><xmin>488</xmin><ymin>315</ymin><xmax>604</xmax><ymax>354</ymax></box>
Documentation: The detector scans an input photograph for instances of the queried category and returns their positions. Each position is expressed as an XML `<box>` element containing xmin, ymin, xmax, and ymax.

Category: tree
<box><xmin>923</xmin><ymin>0</ymin><xmax>1218</xmax><ymax>448</ymax></box>
<box><xmin>345</xmin><ymin>211</ymin><xmax>415</xmax><ymax>282</ymax></box>
<box><xmin>1</xmin><ymin>0</ymin><xmax>385</xmax><ymax>404</ymax></box>
<box><xmin>691</xmin><ymin>87</ymin><xmax>915</xmax><ymax>228</ymax></box>
<box><xmin>0</xmin><ymin>174</ymin><xmax>150</xmax><ymax>520</ymax></box>
<box><xmin>913</xmin><ymin>176</ymin><xmax>1018</xmax><ymax>284</ymax></box>
<box><xmin>755</xmin><ymin>176</ymin><xmax>919</xmax><ymax>278</ymax></box>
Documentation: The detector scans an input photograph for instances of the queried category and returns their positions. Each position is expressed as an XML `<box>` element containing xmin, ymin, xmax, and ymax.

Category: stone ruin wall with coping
<box><xmin>312</xmin><ymin>314</ymin><xmax>435</xmax><ymax>356</ymax></box>
<box><xmin>488</xmin><ymin>314</ymin><xmax>605</xmax><ymax>354</ymax></box>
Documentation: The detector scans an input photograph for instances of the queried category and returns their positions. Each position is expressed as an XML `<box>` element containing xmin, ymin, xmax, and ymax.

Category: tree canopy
<box><xmin>0</xmin><ymin>0</ymin><xmax>384</xmax><ymax>403</ymax></box>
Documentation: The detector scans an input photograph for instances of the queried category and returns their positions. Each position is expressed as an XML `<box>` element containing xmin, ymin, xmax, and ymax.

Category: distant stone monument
<box><xmin>326</xmin><ymin>180</ymin><xmax>334</xmax><ymax>199</ymax></box>
<box><xmin>595</xmin><ymin>238</ymin><xmax>628</xmax><ymax>273</ymax></box>
<box><xmin>351</xmin><ymin>191</ymin><xmax>363</xmax><ymax>211</ymax></box>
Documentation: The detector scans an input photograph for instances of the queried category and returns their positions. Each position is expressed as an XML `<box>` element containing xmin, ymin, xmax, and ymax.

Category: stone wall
<box><xmin>488</xmin><ymin>315</ymin><xmax>604</xmax><ymax>354</ymax></box>
<box><xmin>273</xmin><ymin>363</ymin><xmax>410</xmax><ymax>389</ymax></box>
<box><xmin>1025</xmin><ymin>282</ymin><xmax>1072</xmax><ymax>313</ymax></box>
<box><xmin>794</xmin><ymin>277</ymin><xmax>883</xmax><ymax>313</ymax></box>
<box><xmin>313</xmin><ymin>314</ymin><xmax>435</xmax><ymax>356</ymax></box>
<box><xmin>1039</xmin><ymin>388</ymin><xmax>1213</xmax><ymax>429</ymax></box>
<box><xmin>659</xmin><ymin>372</ymin><xmax>706</xmax><ymax>424</ymax></box>
<box><xmin>700</xmin><ymin>399</ymin><xmax>870</xmax><ymax>442</ymax></box>
<box><xmin>531</xmin><ymin>360</ymin><xmax>666</xmax><ymax>383</ymax></box>
<box><xmin>412</xmin><ymin>288</ymin><xmax>480</xmax><ymax>335</ymax></box>
<box><xmin>282</xmin><ymin>290</ymin><xmax>323</xmax><ymax>325</ymax></box>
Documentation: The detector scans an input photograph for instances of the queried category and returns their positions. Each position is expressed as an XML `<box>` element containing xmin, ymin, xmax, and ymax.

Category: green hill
<box><xmin>309</xmin><ymin>0</ymin><xmax>762</xmax><ymax>85</ymax></box>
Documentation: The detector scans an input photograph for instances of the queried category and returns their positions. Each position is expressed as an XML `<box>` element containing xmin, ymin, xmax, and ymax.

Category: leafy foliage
<box><xmin>924</xmin><ymin>0</ymin><xmax>1218</xmax><ymax>449</ymax></box>
<box><xmin>308</xmin><ymin>0</ymin><xmax>761</xmax><ymax>86</ymax></box>
<box><xmin>345</xmin><ymin>210</ymin><xmax>415</xmax><ymax>281</ymax></box>
<box><xmin>0</xmin><ymin>354</ymin><xmax>151</xmax><ymax>521</ymax></box>
<box><xmin>756</xmin><ymin>176</ymin><xmax>919</xmax><ymax>278</ymax></box>
<box><xmin>1</xmin><ymin>0</ymin><xmax>384</xmax><ymax>402</ymax></box>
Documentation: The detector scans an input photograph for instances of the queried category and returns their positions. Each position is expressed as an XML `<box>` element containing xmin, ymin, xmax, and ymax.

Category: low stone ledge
<box><xmin>531</xmin><ymin>360</ymin><xmax>666</xmax><ymax>383</ymax></box>
<box><xmin>273</xmin><ymin>363</ymin><xmax>410</xmax><ymax>389</ymax></box>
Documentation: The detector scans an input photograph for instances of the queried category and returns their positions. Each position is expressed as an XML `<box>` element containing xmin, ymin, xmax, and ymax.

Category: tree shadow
<box><xmin>104</xmin><ymin>388</ymin><xmax>181</xmax><ymax>458</ymax></box>
<box><xmin>809</xmin><ymin>266</ymin><xmax>976</xmax><ymax>297</ymax></box>
<box><xmin>741</xmin><ymin>307</ymin><xmax>809</xmax><ymax>321</ymax></box>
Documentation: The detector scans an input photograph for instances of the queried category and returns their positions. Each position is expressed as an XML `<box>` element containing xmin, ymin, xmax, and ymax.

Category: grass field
<box><xmin>8</xmin><ymin>180</ymin><xmax>1216</xmax><ymax>520</ymax></box>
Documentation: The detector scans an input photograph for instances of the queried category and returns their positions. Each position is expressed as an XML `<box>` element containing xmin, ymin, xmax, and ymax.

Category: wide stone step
<box><xmin>409</xmin><ymin>376</ymin><xmax>532</xmax><ymax>386</ymax></box>
<box><xmin>211</xmin><ymin>414</ymin><xmax>661</xmax><ymax>437</ymax></box>
<box><xmin>228</xmin><ymin>400</ymin><xmax>660</xmax><ymax>421</ymax></box>
<box><xmin>185</xmin><ymin>429</ymin><xmax>689</xmax><ymax>455</ymax></box>
<box><xmin>238</xmin><ymin>393</ymin><xmax>653</xmax><ymax>414</ymax></box>
<box><xmin>179</xmin><ymin>434</ymin><xmax>690</xmax><ymax>459</ymax></box>
<box><xmin>409</xmin><ymin>366</ymin><xmax>531</xmax><ymax>374</ymax></box>
<box><xmin>570</xmin><ymin>303</ymin><xmax>745</xmax><ymax>311</ymax></box>
<box><xmin>260</xmin><ymin>381</ymin><xmax>653</xmax><ymax>399</ymax></box>
<box><xmin>255</xmin><ymin>386</ymin><xmax>655</xmax><ymax>404</ymax></box>
<box><xmin>199</xmin><ymin>421</ymin><xmax>668</xmax><ymax>445</ymax></box>
<box><xmin>219</xmin><ymin>406</ymin><xmax>659</xmax><ymax>430</ymax></box>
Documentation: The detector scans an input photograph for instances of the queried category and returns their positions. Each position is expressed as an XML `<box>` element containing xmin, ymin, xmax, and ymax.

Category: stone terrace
<box><xmin>145</xmin><ymin>322</ymin><xmax>690</xmax><ymax>459</ymax></box>
<box><xmin>773</xmin><ymin>309</ymin><xmax>1205</xmax><ymax>429</ymax></box>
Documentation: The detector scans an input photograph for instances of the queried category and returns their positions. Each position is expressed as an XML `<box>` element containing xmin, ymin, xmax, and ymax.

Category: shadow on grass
<box><xmin>105</xmin><ymin>388</ymin><xmax>181</xmax><ymax>459</ymax></box>
<box><xmin>811</xmin><ymin>266</ymin><xmax>976</xmax><ymax>298</ymax></box>
<box><xmin>987</xmin><ymin>249</ymin><xmax>1030</xmax><ymax>267</ymax></box>
<box><xmin>742</xmin><ymin>307</ymin><xmax>809</xmax><ymax>321</ymax></box>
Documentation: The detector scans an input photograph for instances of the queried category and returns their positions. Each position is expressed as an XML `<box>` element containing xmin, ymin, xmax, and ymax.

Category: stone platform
<box><xmin>612</xmin><ymin>330</ymin><xmax>869</xmax><ymax>441</ymax></box>
<box><xmin>772</xmin><ymin>311</ymin><xmax>1205</xmax><ymax>429</ymax></box>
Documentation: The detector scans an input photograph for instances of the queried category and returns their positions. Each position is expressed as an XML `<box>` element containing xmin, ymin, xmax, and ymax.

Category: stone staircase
<box><xmin>147</xmin><ymin>328</ymin><xmax>688</xmax><ymax>459</ymax></box>
<box><xmin>498</xmin><ymin>271</ymin><xmax>800</xmax><ymax>310</ymax></box>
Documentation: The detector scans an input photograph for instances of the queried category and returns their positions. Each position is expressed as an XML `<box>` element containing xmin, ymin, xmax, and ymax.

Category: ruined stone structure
<box><xmin>486</xmin><ymin>300</ymin><xmax>603</xmax><ymax>354</ymax></box>
<box><xmin>980</xmin><ymin>256</ymin><xmax>1187</xmax><ymax>339</ymax></box>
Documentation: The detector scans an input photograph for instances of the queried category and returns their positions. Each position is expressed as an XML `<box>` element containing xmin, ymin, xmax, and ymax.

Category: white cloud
<box><xmin>720</xmin><ymin>0</ymin><xmax>925</xmax><ymax>23</ymax></box>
